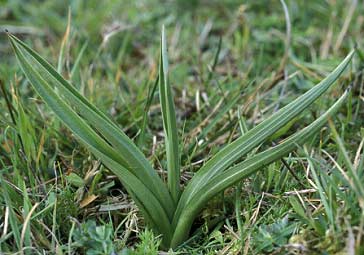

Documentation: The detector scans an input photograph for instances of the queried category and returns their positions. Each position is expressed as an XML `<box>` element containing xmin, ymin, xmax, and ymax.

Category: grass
<box><xmin>1</xmin><ymin>0</ymin><xmax>364</xmax><ymax>254</ymax></box>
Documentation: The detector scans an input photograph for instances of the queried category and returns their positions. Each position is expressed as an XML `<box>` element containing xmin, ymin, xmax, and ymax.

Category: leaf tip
<box><xmin>160</xmin><ymin>25</ymin><xmax>169</xmax><ymax>74</ymax></box>
<box><xmin>161</xmin><ymin>24</ymin><xmax>165</xmax><ymax>35</ymax></box>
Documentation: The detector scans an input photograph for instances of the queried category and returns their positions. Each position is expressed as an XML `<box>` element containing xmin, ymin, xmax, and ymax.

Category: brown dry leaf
<box><xmin>2</xmin><ymin>140</ymin><xmax>14</xmax><ymax>153</ymax></box>
<box><xmin>80</xmin><ymin>194</ymin><xmax>98</xmax><ymax>208</ymax></box>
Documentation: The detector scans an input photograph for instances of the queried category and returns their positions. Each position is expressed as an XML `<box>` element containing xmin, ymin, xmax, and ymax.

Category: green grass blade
<box><xmin>171</xmin><ymin>88</ymin><xmax>350</xmax><ymax>247</ymax></box>
<box><xmin>329</xmin><ymin>120</ymin><xmax>364</xmax><ymax>198</ymax></box>
<box><xmin>57</xmin><ymin>8</ymin><xmax>71</xmax><ymax>73</ymax></box>
<box><xmin>8</xmin><ymin>33</ymin><xmax>175</xmax><ymax>219</ymax></box>
<box><xmin>177</xmin><ymin>50</ymin><xmax>354</xmax><ymax>214</ymax></box>
<box><xmin>159</xmin><ymin>26</ymin><xmax>181</xmax><ymax>202</ymax></box>
<box><xmin>358</xmin><ymin>138</ymin><xmax>364</xmax><ymax>177</ymax></box>
<box><xmin>185</xmin><ymin>93</ymin><xmax>240</xmax><ymax>155</ymax></box>
<box><xmin>70</xmin><ymin>40</ymin><xmax>88</xmax><ymax>81</ymax></box>
<box><xmin>1</xmin><ymin>180</ymin><xmax>21</xmax><ymax>250</ymax></box>
<box><xmin>303</xmin><ymin>147</ymin><xmax>335</xmax><ymax>227</ymax></box>
<box><xmin>137</xmin><ymin>75</ymin><xmax>159</xmax><ymax>148</ymax></box>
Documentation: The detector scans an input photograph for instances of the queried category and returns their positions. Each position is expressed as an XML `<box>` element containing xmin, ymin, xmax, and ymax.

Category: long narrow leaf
<box><xmin>329</xmin><ymin>120</ymin><xmax>364</xmax><ymax>197</ymax></box>
<box><xmin>9</xmin><ymin>35</ymin><xmax>174</xmax><ymax>239</ymax></box>
<box><xmin>159</xmin><ymin>26</ymin><xmax>181</xmax><ymax>202</ymax></box>
<box><xmin>137</xmin><ymin>75</ymin><xmax>159</xmax><ymax>148</ymax></box>
<box><xmin>303</xmin><ymin>147</ymin><xmax>335</xmax><ymax>227</ymax></box>
<box><xmin>8</xmin><ymin>33</ymin><xmax>175</xmax><ymax>219</ymax></box>
<box><xmin>89</xmin><ymin>148</ymin><xmax>173</xmax><ymax>246</ymax></box>
<box><xmin>9</xmin><ymin>36</ymin><xmax>125</xmax><ymax>168</ymax></box>
<box><xmin>177</xmin><ymin>50</ymin><xmax>354</xmax><ymax>215</ymax></box>
<box><xmin>9</xmin><ymin>33</ymin><xmax>176</xmax><ymax>231</ymax></box>
<box><xmin>170</xmin><ymin>87</ymin><xmax>351</xmax><ymax>247</ymax></box>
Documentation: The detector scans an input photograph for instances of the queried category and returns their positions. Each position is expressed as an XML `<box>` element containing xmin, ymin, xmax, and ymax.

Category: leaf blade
<box><xmin>177</xmin><ymin>50</ymin><xmax>355</xmax><ymax>216</ymax></box>
<box><xmin>171</xmin><ymin>87</ymin><xmax>351</xmax><ymax>247</ymax></box>
<box><xmin>8</xmin><ymin>33</ymin><xmax>175</xmax><ymax>219</ymax></box>
<box><xmin>159</xmin><ymin>26</ymin><xmax>181</xmax><ymax>202</ymax></box>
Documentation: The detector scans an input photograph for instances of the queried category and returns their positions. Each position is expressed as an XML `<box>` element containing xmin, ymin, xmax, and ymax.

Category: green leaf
<box><xmin>8</xmin><ymin>27</ymin><xmax>356</xmax><ymax>249</ymax></box>
<box><xmin>289</xmin><ymin>196</ymin><xmax>308</xmax><ymax>220</ymax></box>
<box><xmin>137</xmin><ymin>75</ymin><xmax>159</xmax><ymax>148</ymax></box>
<box><xmin>176</xmin><ymin>50</ymin><xmax>354</xmax><ymax>222</ymax></box>
<box><xmin>159</xmin><ymin>26</ymin><xmax>181</xmax><ymax>203</ymax></box>
<box><xmin>303</xmin><ymin>147</ymin><xmax>335</xmax><ymax>227</ymax></box>
<box><xmin>8</xmin><ymin>34</ymin><xmax>174</xmax><ymax>243</ymax></box>
<box><xmin>66</xmin><ymin>173</ymin><xmax>85</xmax><ymax>188</ymax></box>
<box><xmin>170</xmin><ymin>87</ymin><xmax>351</xmax><ymax>247</ymax></box>
<box><xmin>90</xmin><ymin>148</ymin><xmax>173</xmax><ymax>246</ymax></box>
<box><xmin>329</xmin><ymin>120</ymin><xmax>364</xmax><ymax>199</ymax></box>
<box><xmin>8</xmin><ymin>33</ymin><xmax>175</xmax><ymax>220</ymax></box>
